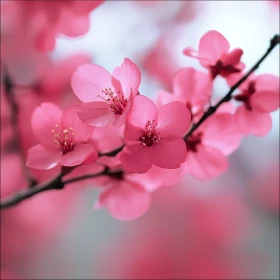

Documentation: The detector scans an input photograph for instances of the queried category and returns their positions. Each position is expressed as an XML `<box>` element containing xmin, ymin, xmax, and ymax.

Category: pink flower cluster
<box><xmin>26</xmin><ymin>30</ymin><xmax>279</xmax><ymax>220</ymax></box>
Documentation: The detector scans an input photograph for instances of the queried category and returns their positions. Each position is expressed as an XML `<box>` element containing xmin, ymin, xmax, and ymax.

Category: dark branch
<box><xmin>184</xmin><ymin>34</ymin><xmax>279</xmax><ymax>140</ymax></box>
<box><xmin>0</xmin><ymin>167</ymin><xmax>124</xmax><ymax>209</ymax></box>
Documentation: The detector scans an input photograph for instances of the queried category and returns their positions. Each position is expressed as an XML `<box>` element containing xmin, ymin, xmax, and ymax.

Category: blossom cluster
<box><xmin>22</xmin><ymin>30</ymin><xmax>279</xmax><ymax>220</ymax></box>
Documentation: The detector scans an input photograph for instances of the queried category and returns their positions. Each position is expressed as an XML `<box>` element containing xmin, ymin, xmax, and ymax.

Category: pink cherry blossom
<box><xmin>183</xmin><ymin>30</ymin><xmax>245</xmax><ymax>84</ymax></box>
<box><xmin>2</xmin><ymin>1</ymin><xmax>103</xmax><ymax>52</ymax></box>
<box><xmin>121</xmin><ymin>95</ymin><xmax>191</xmax><ymax>173</ymax></box>
<box><xmin>234</xmin><ymin>74</ymin><xmax>279</xmax><ymax>136</ymax></box>
<box><xmin>156</xmin><ymin>67</ymin><xmax>212</xmax><ymax>121</ymax></box>
<box><xmin>94</xmin><ymin>177</ymin><xmax>151</xmax><ymax>221</ymax></box>
<box><xmin>184</xmin><ymin>113</ymin><xmax>242</xmax><ymax>180</ymax></box>
<box><xmin>71</xmin><ymin>58</ymin><xmax>141</xmax><ymax>128</ymax></box>
<box><xmin>27</xmin><ymin>103</ymin><xmax>97</xmax><ymax>169</ymax></box>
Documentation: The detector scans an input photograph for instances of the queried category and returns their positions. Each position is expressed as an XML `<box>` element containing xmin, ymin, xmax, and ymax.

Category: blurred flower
<box><xmin>183</xmin><ymin>30</ymin><xmax>245</xmax><ymax>84</ymax></box>
<box><xmin>234</xmin><ymin>74</ymin><xmax>280</xmax><ymax>136</ymax></box>
<box><xmin>156</xmin><ymin>67</ymin><xmax>212</xmax><ymax>121</ymax></box>
<box><xmin>184</xmin><ymin>113</ymin><xmax>242</xmax><ymax>180</ymax></box>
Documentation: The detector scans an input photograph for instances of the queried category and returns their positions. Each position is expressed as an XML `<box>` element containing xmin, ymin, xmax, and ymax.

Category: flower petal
<box><xmin>235</xmin><ymin>106</ymin><xmax>272</xmax><ymax>136</ymax></box>
<box><xmin>60</xmin><ymin>105</ymin><xmax>94</xmax><ymax>142</ymax></box>
<box><xmin>148</xmin><ymin>138</ymin><xmax>187</xmax><ymax>169</ymax></box>
<box><xmin>127</xmin><ymin>95</ymin><xmax>158</xmax><ymax>129</ymax></box>
<box><xmin>186</xmin><ymin>145</ymin><xmax>228</xmax><ymax>181</ymax></box>
<box><xmin>173</xmin><ymin>67</ymin><xmax>212</xmax><ymax>107</ymax></box>
<box><xmin>95</xmin><ymin>180</ymin><xmax>150</xmax><ymax>221</ymax></box>
<box><xmin>202</xmin><ymin>113</ymin><xmax>242</xmax><ymax>156</ymax></box>
<box><xmin>60</xmin><ymin>143</ymin><xmax>97</xmax><ymax>167</ymax></box>
<box><xmin>198</xmin><ymin>30</ymin><xmax>230</xmax><ymax>64</ymax></box>
<box><xmin>27</xmin><ymin>144</ymin><xmax>60</xmax><ymax>170</ymax></box>
<box><xmin>157</xmin><ymin>101</ymin><xmax>191</xmax><ymax>138</ymax></box>
<box><xmin>31</xmin><ymin>103</ymin><xmax>63</xmax><ymax>145</ymax></box>
<box><xmin>78</xmin><ymin>102</ymin><xmax>114</xmax><ymax>127</ymax></box>
<box><xmin>251</xmin><ymin>91</ymin><xmax>280</xmax><ymax>112</ymax></box>
<box><xmin>111</xmin><ymin>58</ymin><xmax>141</xmax><ymax>98</ymax></box>
<box><xmin>222</xmin><ymin>48</ymin><xmax>243</xmax><ymax>66</ymax></box>
<box><xmin>71</xmin><ymin>64</ymin><xmax>112</xmax><ymax>102</ymax></box>
<box><xmin>255</xmin><ymin>74</ymin><xmax>280</xmax><ymax>92</ymax></box>
<box><xmin>120</xmin><ymin>146</ymin><xmax>152</xmax><ymax>174</ymax></box>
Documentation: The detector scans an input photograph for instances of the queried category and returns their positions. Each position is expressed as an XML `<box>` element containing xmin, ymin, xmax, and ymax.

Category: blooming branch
<box><xmin>183</xmin><ymin>34</ymin><xmax>280</xmax><ymax>140</ymax></box>
<box><xmin>0</xmin><ymin>34</ymin><xmax>279</xmax><ymax>211</ymax></box>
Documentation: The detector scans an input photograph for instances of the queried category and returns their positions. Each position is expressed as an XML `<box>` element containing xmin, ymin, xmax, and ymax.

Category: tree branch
<box><xmin>183</xmin><ymin>34</ymin><xmax>279</xmax><ymax>141</ymax></box>
<box><xmin>0</xmin><ymin>167</ymin><xmax>123</xmax><ymax>209</ymax></box>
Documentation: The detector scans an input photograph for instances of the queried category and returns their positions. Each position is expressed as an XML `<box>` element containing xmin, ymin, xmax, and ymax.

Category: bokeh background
<box><xmin>1</xmin><ymin>1</ymin><xmax>279</xmax><ymax>279</ymax></box>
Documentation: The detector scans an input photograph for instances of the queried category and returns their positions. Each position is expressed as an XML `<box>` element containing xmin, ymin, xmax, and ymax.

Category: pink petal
<box><xmin>60</xmin><ymin>143</ymin><xmax>97</xmax><ymax>167</ymax></box>
<box><xmin>235</xmin><ymin>106</ymin><xmax>272</xmax><ymax>136</ymax></box>
<box><xmin>124</xmin><ymin>121</ymin><xmax>142</xmax><ymax>141</ymax></box>
<box><xmin>78</xmin><ymin>102</ymin><xmax>114</xmax><ymax>127</ymax></box>
<box><xmin>157</xmin><ymin>101</ymin><xmax>191</xmax><ymax>138</ymax></box>
<box><xmin>60</xmin><ymin>105</ymin><xmax>94</xmax><ymax>142</ymax></box>
<box><xmin>120</xmin><ymin>146</ymin><xmax>152</xmax><ymax>174</ymax></box>
<box><xmin>96</xmin><ymin>180</ymin><xmax>150</xmax><ymax>221</ymax></box>
<box><xmin>255</xmin><ymin>74</ymin><xmax>280</xmax><ymax>92</ymax></box>
<box><xmin>31</xmin><ymin>103</ymin><xmax>63</xmax><ymax>146</ymax></box>
<box><xmin>173</xmin><ymin>67</ymin><xmax>212</xmax><ymax>107</ymax></box>
<box><xmin>202</xmin><ymin>113</ymin><xmax>242</xmax><ymax>156</ymax></box>
<box><xmin>71</xmin><ymin>64</ymin><xmax>112</xmax><ymax>103</ymax></box>
<box><xmin>198</xmin><ymin>30</ymin><xmax>230</xmax><ymax>64</ymax></box>
<box><xmin>251</xmin><ymin>91</ymin><xmax>280</xmax><ymax>112</ymax></box>
<box><xmin>148</xmin><ymin>138</ymin><xmax>187</xmax><ymax>169</ymax></box>
<box><xmin>111</xmin><ymin>58</ymin><xmax>141</xmax><ymax>98</ymax></box>
<box><xmin>155</xmin><ymin>89</ymin><xmax>176</xmax><ymax>108</ymax></box>
<box><xmin>222</xmin><ymin>48</ymin><xmax>243</xmax><ymax>66</ymax></box>
<box><xmin>186</xmin><ymin>145</ymin><xmax>229</xmax><ymax>181</ymax></box>
<box><xmin>27</xmin><ymin>144</ymin><xmax>60</xmax><ymax>170</ymax></box>
<box><xmin>183</xmin><ymin>47</ymin><xmax>213</xmax><ymax>65</ymax></box>
<box><xmin>127</xmin><ymin>95</ymin><xmax>158</xmax><ymax>129</ymax></box>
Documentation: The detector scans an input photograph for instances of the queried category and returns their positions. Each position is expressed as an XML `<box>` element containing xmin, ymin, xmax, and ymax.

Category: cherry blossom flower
<box><xmin>183</xmin><ymin>30</ymin><xmax>245</xmax><ymax>84</ymax></box>
<box><xmin>156</xmin><ymin>67</ymin><xmax>212</xmax><ymax>121</ymax></box>
<box><xmin>121</xmin><ymin>95</ymin><xmax>191</xmax><ymax>173</ymax></box>
<box><xmin>234</xmin><ymin>74</ymin><xmax>280</xmax><ymax>136</ymax></box>
<box><xmin>71</xmin><ymin>58</ymin><xmax>141</xmax><ymax>128</ymax></box>
<box><xmin>27</xmin><ymin>103</ymin><xmax>97</xmax><ymax>169</ymax></box>
<box><xmin>1</xmin><ymin>1</ymin><xmax>103</xmax><ymax>52</ymax></box>
<box><xmin>184</xmin><ymin>113</ymin><xmax>242</xmax><ymax>180</ymax></box>
<box><xmin>94</xmin><ymin>176</ymin><xmax>151</xmax><ymax>221</ymax></box>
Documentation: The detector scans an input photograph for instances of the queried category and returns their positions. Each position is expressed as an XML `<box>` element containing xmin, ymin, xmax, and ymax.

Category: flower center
<box><xmin>52</xmin><ymin>124</ymin><xmax>75</xmax><ymax>154</ymax></box>
<box><xmin>99</xmin><ymin>88</ymin><xmax>127</xmax><ymax>115</ymax></box>
<box><xmin>186</xmin><ymin>132</ymin><xmax>203</xmax><ymax>152</ymax></box>
<box><xmin>140</xmin><ymin>120</ymin><xmax>161</xmax><ymax>147</ymax></box>
<box><xmin>209</xmin><ymin>60</ymin><xmax>241</xmax><ymax>79</ymax></box>
<box><xmin>234</xmin><ymin>81</ymin><xmax>256</xmax><ymax>110</ymax></box>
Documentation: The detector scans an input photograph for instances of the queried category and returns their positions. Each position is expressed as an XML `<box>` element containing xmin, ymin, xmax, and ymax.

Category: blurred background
<box><xmin>1</xmin><ymin>1</ymin><xmax>279</xmax><ymax>279</ymax></box>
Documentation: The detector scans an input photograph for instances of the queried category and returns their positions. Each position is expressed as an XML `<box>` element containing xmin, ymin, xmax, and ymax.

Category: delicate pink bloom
<box><xmin>234</xmin><ymin>74</ymin><xmax>279</xmax><ymax>136</ymax></box>
<box><xmin>184</xmin><ymin>113</ymin><xmax>242</xmax><ymax>180</ymax></box>
<box><xmin>121</xmin><ymin>95</ymin><xmax>191</xmax><ymax>173</ymax></box>
<box><xmin>95</xmin><ymin>177</ymin><xmax>151</xmax><ymax>221</ymax></box>
<box><xmin>2</xmin><ymin>1</ymin><xmax>103</xmax><ymax>52</ymax></box>
<box><xmin>71</xmin><ymin>58</ymin><xmax>141</xmax><ymax>128</ymax></box>
<box><xmin>27</xmin><ymin>103</ymin><xmax>97</xmax><ymax>169</ymax></box>
<box><xmin>156</xmin><ymin>67</ymin><xmax>212</xmax><ymax>121</ymax></box>
<box><xmin>183</xmin><ymin>30</ymin><xmax>245</xmax><ymax>83</ymax></box>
